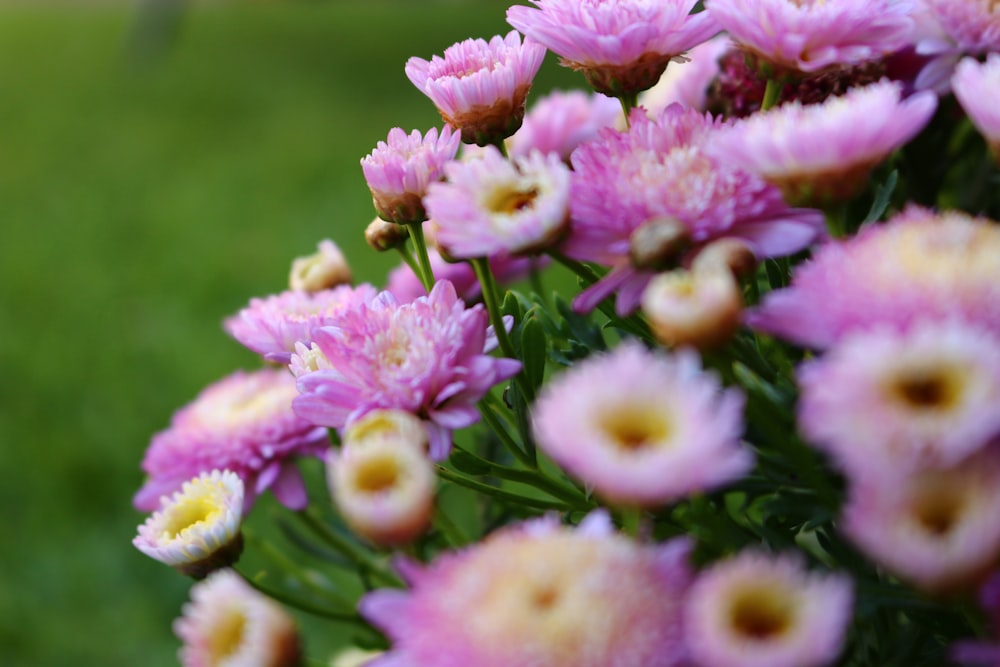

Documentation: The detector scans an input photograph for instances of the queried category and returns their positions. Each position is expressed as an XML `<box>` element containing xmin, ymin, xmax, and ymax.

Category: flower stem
<box><xmin>479</xmin><ymin>395</ymin><xmax>535</xmax><ymax>468</ymax></box>
<box><xmin>298</xmin><ymin>509</ymin><xmax>402</xmax><ymax>587</ymax></box>
<box><xmin>395</xmin><ymin>244</ymin><xmax>422</xmax><ymax>283</ymax></box>
<box><xmin>437</xmin><ymin>466</ymin><xmax>572</xmax><ymax>511</ymax></box>
<box><xmin>619</xmin><ymin>93</ymin><xmax>638</xmax><ymax>125</ymax></box>
<box><xmin>407</xmin><ymin>222</ymin><xmax>436</xmax><ymax>293</ymax></box>
<box><xmin>761</xmin><ymin>78</ymin><xmax>781</xmax><ymax>111</ymax></box>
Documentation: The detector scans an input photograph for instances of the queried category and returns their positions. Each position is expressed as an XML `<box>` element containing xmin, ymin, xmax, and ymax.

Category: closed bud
<box><xmin>289</xmin><ymin>239</ymin><xmax>352</xmax><ymax>292</ymax></box>
<box><xmin>365</xmin><ymin>217</ymin><xmax>409</xmax><ymax>252</ymax></box>
<box><xmin>642</xmin><ymin>268</ymin><xmax>743</xmax><ymax>350</ymax></box>
<box><xmin>629</xmin><ymin>216</ymin><xmax>691</xmax><ymax>270</ymax></box>
<box><xmin>692</xmin><ymin>238</ymin><xmax>757</xmax><ymax>280</ymax></box>
<box><xmin>345</xmin><ymin>409</ymin><xmax>429</xmax><ymax>454</ymax></box>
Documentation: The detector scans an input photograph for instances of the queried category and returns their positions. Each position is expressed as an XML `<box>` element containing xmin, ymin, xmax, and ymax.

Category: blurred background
<box><xmin>0</xmin><ymin>0</ymin><xmax>577</xmax><ymax>664</ymax></box>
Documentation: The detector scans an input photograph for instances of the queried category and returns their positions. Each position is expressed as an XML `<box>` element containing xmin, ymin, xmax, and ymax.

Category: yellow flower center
<box><xmin>352</xmin><ymin>453</ymin><xmax>402</xmax><ymax>494</ymax></box>
<box><xmin>887</xmin><ymin>366</ymin><xmax>963</xmax><ymax>412</ymax></box>
<box><xmin>600</xmin><ymin>407</ymin><xmax>672</xmax><ymax>451</ymax></box>
<box><xmin>728</xmin><ymin>586</ymin><xmax>795</xmax><ymax>640</ymax></box>
<box><xmin>162</xmin><ymin>495</ymin><xmax>222</xmax><ymax>540</ymax></box>
<box><xmin>207</xmin><ymin>608</ymin><xmax>247</xmax><ymax>665</ymax></box>
<box><xmin>486</xmin><ymin>186</ymin><xmax>539</xmax><ymax>215</ymax></box>
<box><xmin>912</xmin><ymin>478</ymin><xmax>967</xmax><ymax>537</ymax></box>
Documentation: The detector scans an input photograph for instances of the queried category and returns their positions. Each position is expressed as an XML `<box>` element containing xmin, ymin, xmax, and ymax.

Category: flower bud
<box><xmin>642</xmin><ymin>268</ymin><xmax>743</xmax><ymax>350</ymax></box>
<box><xmin>365</xmin><ymin>217</ymin><xmax>409</xmax><ymax>252</ymax></box>
<box><xmin>692</xmin><ymin>238</ymin><xmax>757</xmax><ymax>280</ymax></box>
<box><xmin>629</xmin><ymin>216</ymin><xmax>691</xmax><ymax>270</ymax></box>
<box><xmin>289</xmin><ymin>239</ymin><xmax>352</xmax><ymax>292</ymax></box>
<box><xmin>345</xmin><ymin>409</ymin><xmax>429</xmax><ymax>454</ymax></box>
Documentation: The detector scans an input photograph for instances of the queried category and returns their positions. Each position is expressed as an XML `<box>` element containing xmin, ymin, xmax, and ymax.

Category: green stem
<box><xmin>823</xmin><ymin>203</ymin><xmax>847</xmax><ymax>239</ymax></box>
<box><xmin>298</xmin><ymin>509</ymin><xmax>402</xmax><ymax>587</ymax></box>
<box><xmin>407</xmin><ymin>222</ymin><xmax>436</xmax><ymax>292</ymax></box>
<box><xmin>395</xmin><ymin>244</ymin><xmax>422</xmax><ymax>283</ymax></box>
<box><xmin>238</xmin><ymin>570</ymin><xmax>365</xmax><ymax>623</ymax></box>
<box><xmin>619</xmin><ymin>93</ymin><xmax>638</xmax><ymax>125</ymax></box>
<box><xmin>247</xmin><ymin>530</ymin><xmax>355</xmax><ymax>609</ymax></box>
<box><xmin>437</xmin><ymin>466</ymin><xmax>571</xmax><ymax>511</ymax></box>
<box><xmin>452</xmin><ymin>443</ymin><xmax>590</xmax><ymax>508</ymax></box>
<box><xmin>479</xmin><ymin>396</ymin><xmax>534</xmax><ymax>468</ymax></box>
<box><xmin>761</xmin><ymin>78</ymin><xmax>781</xmax><ymax>111</ymax></box>
<box><xmin>620</xmin><ymin>507</ymin><xmax>643</xmax><ymax>538</ymax></box>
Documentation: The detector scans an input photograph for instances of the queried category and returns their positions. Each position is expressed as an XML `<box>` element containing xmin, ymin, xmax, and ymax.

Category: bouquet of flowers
<box><xmin>131</xmin><ymin>1</ymin><xmax>1000</xmax><ymax>665</ymax></box>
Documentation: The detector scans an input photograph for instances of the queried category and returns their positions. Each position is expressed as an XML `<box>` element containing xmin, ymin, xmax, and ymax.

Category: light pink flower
<box><xmin>708</xmin><ymin>80</ymin><xmax>937</xmax><ymax>204</ymax></box>
<box><xmin>564</xmin><ymin>105</ymin><xmax>823</xmax><ymax>315</ymax></box>
<box><xmin>684</xmin><ymin>551</ymin><xmax>853</xmax><ymax>667</ymax></box>
<box><xmin>507</xmin><ymin>89</ymin><xmax>623</xmax><ymax>162</ymax></box>
<box><xmin>705</xmin><ymin>0</ymin><xmax>914</xmax><ymax>73</ymax></box>
<box><xmin>425</xmin><ymin>146</ymin><xmax>571</xmax><ymax>258</ymax></box>
<box><xmin>507</xmin><ymin>0</ymin><xmax>719</xmax><ymax>97</ymax></box>
<box><xmin>640</xmin><ymin>35</ymin><xmax>732</xmax><ymax>114</ymax></box>
<box><xmin>360</xmin><ymin>512</ymin><xmax>693</xmax><ymax>667</ymax></box>
<box><xmin>842</xmin><ymin>445</ymin><xmax>1000</xmax><ymax>593</ymax></box>
<box><xmin>748</xmin><ymin>207</ymin><xmax>1000</xmax><ymax>349</ymax></box>
<box><xmin>405</xmin><ymin>31</ymin><xmax>546</xmax><ymax>146</ymax></box>
<box><xmin>953</xmin><ymin>54</ymin><xmax>1000</xmax><ymax>156</ymax></box>
<box><xmin>224</xmin><ymin>284</ymin><xmax>378</xmax><ymax>364</ymax></box>
<box><xmin>292</xmin><ymin>281</ymin><xmax>521</xmax><ymax>460</ymax></box>
<box><xmin>384</xmin><ymin>246</ymin><xmax>542</xmax><ymax>304</ymax></box>
<box><xmin>134</xmin><ymin>369</ymin><xmax>329</xmax><ymax>512</ymax></box>
<box><xmin>797</xmin><ymin>321</ymin><xmax>1000</xmax><ymax>478</ymax></box>
<box><xmin>361</xmin><ymin>126</ymin><xmax>460</xmax><ymax>225</ymax></box>
<box><xmin>914</xmin><ymin>0</ymin><xmax>1000</xmax><ymax>92</ymax></box>
<box><xmin>532</xmin><ymin>341</ymin><xmax>750</xmax><ymax>507</ymax></box>
<box><xmin>175</xmin><ymin>569</ymin><xmax>301</xmax><ymax>667</ymax></box>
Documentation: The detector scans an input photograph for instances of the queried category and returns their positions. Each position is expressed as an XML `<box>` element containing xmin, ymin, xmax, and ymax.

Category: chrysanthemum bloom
<box><xmin>507</xmin><ymin>0</ymin><xmax>719</xmax><ymax>98</ymax></box>
<box><xmin>224</xmin><ymin>284</ymin><xmax>378</xmax><ymax>365</ymax></box>
<box><xmin>841</xmin><ymin>445</ymin><xmax>1000</xmax><ymax>593</ymax></box>
<box><xmin>134</xmin><ymin>369</ymin><xmax>329</xmax><ymax>512</ymax></box>
<box><xmin>797</xmin><ymin>321</ymin><xmax>1000</xmax><ymax>477</ymax></box>
<box><xmin>506</xmin><ymin>89</ymin><xmax>622</xmax><ymax>162</ymax></box>
<box><xmin>175</xmin><ymin>569</ymin><xmax>301</xmax><ymax>667</ymax></box>
<box><xmin>914</xmin><ymin>0</ymin><xmax>1000</xmax><ymax>92</ymax></box>
<box><xmin>564</xmin><ymin>105</ymin><xmax>823</xmax><ymax>315</ymax></box>
<box><xmin>360</xmin><ymin>512</ymin><xmax>693</xmax><ymax>667</ymax></box>
<box><xmin>532</xmin><ymin>341</ymin><xmax>750</xmax><ymax>507</ymax></box>
<box><xmin>640</xmin><ymin>35</ymin><xmax>731</xmax><ymax>115</ymax></box>
<box><xmin>288</xmin><ymin>239</ymin><xmax>351</xmax><ymax>292</ymax></box>
<box><xmin>343</xmin><ymin>409</ymin><xmax>429</xmax><ymax>453</ymax></box>
<box><xmin>952</xmin><ymin>572</ymin><xmax>1000</xmax><ymax>666</ymax></box>
<box><xmin>708</xmin><ymin>80</ymin><xmax>937</xmax><ymax>205</ymax></box>
<box><xmin>361</xmin><ymin>126</ymin><xmax>461</xmax><ymax>225</ymax></box>
<box><xmin>134</xmin><ymin>470</ymin><xmax>244</xmax><ymax>578</ymax></box>
<box><xmin>292</xmin><ymin>281</ymin><xmax>521</xmax><ymax>460</ymax></box>
<box><xmin>684</xmin><ymin>551</ymin><xmax>853</xmax><ymax>667</ymax></box>
<box><xmin>953</xmin><ymin>54</ymin><xmax>1000</xmax><ymax>158</ymax></box>
<box><xmin>748</xmin><ymin>207</ymin><xmax>1000</xmax><ymax>349</ymax></box>
<box><xmin>405</xmin><ymin>32</ymin><xmax>546</xmax><ymax>147</ymax></box>
<box><xmin>704</xmin><ymin>0</ymin><xmax>914</xmax><ymax>75</ymax></box>
<box><xmin>641</xmin><ymin>267</ymin><xmax>744</xmax><ymax>350</ymax></box>
<box><xmin>425</xmin><ymin>146</ymin><xmax>571</xmax><ymax>258</ymax></box>
<box><xmin>329</xmin><ymin>438</ymin><xmax>436</xmax><ymax>546</ymax></box>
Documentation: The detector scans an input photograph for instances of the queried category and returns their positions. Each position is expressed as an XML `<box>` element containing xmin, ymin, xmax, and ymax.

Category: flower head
<box><xmin>507</xmin><ymin>0</ymin><xmax>720</xmax><ymax>97</ymax></box>
<box><xmin>798</xmin><ymin>321</ymin><xmax>1000</xmax><ymax>478</ymax></box>
<box><xmin>405</xmin><ymin>32</ymin><xmax>546</xmax><ymax>146</ymax></box>
<box><xmin>748</xmin><ymin>207</ymin><xmax>1000</xmax><ymax>348</ymax></box>
<box><xmin>360</xmin><ymin>512</ymin><xmax>693</xmax><ymax>667</ymax></box>
<box><xmin>175</xmin><ymin>569</ymin><xmax>301</xmax><ymax>667</ymax></box>
<box><xmin>292</xmin><ymin>281</ymin><xmax>521</xmax><ymax>460</ymax></box>
<box><xmin>642</xmin><ymin>266</ymin><xmax>744</xmax><ymax>350</ymax></box>
<box><xmin>507</xmin><ymin>89</ymin><xmax>623</xmax><ymax>162</ymax></box>
<box><xmin>708</xmin><ymin>80</ymin><xmax>937</xmax><ymax>205</ymax></box>
<box><xmin>705</xmin><ymin>0</ymin><xmax>914</xmax><ymax>74</ymax></box>
<box><xmin>532</xmin><ymin>342</ymin><xmax>750</xmax><ymax>507</ymax></box>
<box><xmin>134</xmin><ymin>470</ymin><xmax>244</xmax><ymax>578</ymax></box>
<box><xmin>684</xmin><ymin>551</ymin><xmax>853</xmax><ymax>667</ymax></box>
<box><xmin>134</xmin><ymin>369</ymin><xmax>329</xmax><ymax>512</ymax></box>
<box><xmin>361</xmin><ymin>126</ymin><xmax>461</xmax><ymax>225</ymax></box>
<box><xmin>288</xmin><ymin>239</ymin><xmax>351</xmax><ymax>292</ymax></box>
<box><xmin>425</xmin><ymin>146</ymin><xmax>571</xmax><ymax>258</ymax></box>
<box><xmin>224</xmin><ymin>284</ymin><xmax>378</xmax><ymax>364</ymax></box>
<box><xmin>953</xmin><ymin>54</ymin><xmax>1000</xmax><ymax>157</ymax></box>
<box><xmin>915</xmin><ymin>0</ymin><xmax>1000</xmax><ymax>92</ymax></box>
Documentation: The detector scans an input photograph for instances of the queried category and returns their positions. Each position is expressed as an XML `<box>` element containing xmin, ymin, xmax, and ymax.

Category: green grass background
<box><xmin>0</xmin><ymin>2</ymin><xmax>578</xmax><ymax>664</ymax></box>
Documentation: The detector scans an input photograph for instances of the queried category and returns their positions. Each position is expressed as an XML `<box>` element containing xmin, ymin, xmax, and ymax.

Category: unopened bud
<box><xmin>642</xmin><ymin>268</ymin><xmax>743</xmax><ymax>350</ymax></box>
<box><xmin>289</xmin><ymin>239</ymin><xmax>352</xmax><ymax>292</ymax></box>
<box><xmin>692</xmin><ymin>238</ymin><xmax>757</xmax><ymax>280</ymax></box>
<box><xmin>629</xmin><ymin>217</ymin><xmax>691</xmax><ymax>270</ymax></box>
<box><xmin>345</xmin><ymin>409</ymin><xmax>429</xmax><ymax>454</ymax></box>
<box><xmin>365</xmin><ymin>217</ymin><xmax>409</xmax><ymax>252</ymax></box>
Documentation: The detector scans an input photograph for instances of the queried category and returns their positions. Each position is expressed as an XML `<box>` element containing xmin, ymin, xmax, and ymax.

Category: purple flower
<box><xmin>507</xmin><ymin>89</ymin><xmax>623</xmax><ymax>162</ymax></box>
<box><xmin>224</xmin><ymin>284</ymin><xmax>378</xmax><ymax>365</ymax></box>
<box><xmin>532</xmin><ymin>341</ymin><xmax>751</xmax><ymax>507</ymax></box>
<box><xmin>361</xmin><ymin>126</ymin><xmax>461</xmax><ymax>225</ymax></box>
<box><xmin>915</xmin><ymin>0</ymin><xmax>1000</xmax><ymax>92</ymax></box>
<box><xmin>405</xmin><ymin>31</ymin><xmax>546</xmax><ymax>146</ymax></box>
<box><xmin>134</xmin><ymin>369</ymin><xmax>329</xmax><ymax>512</ymax></box>
<box><xmin>507</xmin><ymin>0</ymin><xmax>719</xmax><ymax>97</ymax></box>
<box><xmin>360</xmin><ymin>512</ymin><xmax>693</xmax><ymax>667</ymax></box>
<box><xmin>425</xmin><ymin>145</ymin><xmax>571</xmax><ymax>258</ymax></box>
<box><xmin>705</xmin><ymin>0</ymin><xmax>914</xmax><ymax>73</ymax></box>
<box><xmin>292</xmin><ymin>281</ymin><xmax>520</xmax><ymax>460</ymax></box>
<box><xmin>953</xmin><ymin>54</ymin><xmax>1000</xmax><ymax>158</ymax></box>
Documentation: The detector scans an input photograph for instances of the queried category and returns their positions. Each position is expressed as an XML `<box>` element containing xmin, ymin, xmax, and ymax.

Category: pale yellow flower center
<box><xmin>207</xmin><ymin>608</ymin><xmax>247</xmax><ymax>665</ymax></box>
<box><xmin>728</xmin><ymin>586</ymin><xmax>795</xmax><ymax>640</ymax></box>
<box><xmin>161</xmin><ymin>495</ymin><xmax>222</xmax><ymax>540</ymax></box>
<box><xmin>886</xmin><ymin>366</ymin><xmax>963</xmax><ymax>413</ymax></box>
<box><xmin>911</xmin><ymin>478</ymin><xmax>967</xmax><ymax>537</ymax></box>
<box><xmin>600</xmin><ymin>407</ymin><xmax>672</xmax><ymax>451</ymax></box>
<box><xmin>352</xmin><ymin>453</ymin><xmax>402</xmax><ymax>494</ymax></box>
<box><xmin>486</xmin><ymin>185</ymin><xmax>539</xmax><ymax>216</ymax></box>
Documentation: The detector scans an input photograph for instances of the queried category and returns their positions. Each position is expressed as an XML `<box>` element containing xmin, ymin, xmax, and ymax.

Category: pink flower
<box><xmin>134</xmin><ymin>369</ymin><xmax>329</xmax><ymax>512</ymax></box>
<box><xmin>384</xmin><ymin>246</ymin><xmax>542</xmax><ymax>304</ymax></box>
<box><xmin>532</xmin><ymin>341</ymin><xmax>751</xmax><ymax>507</ymax></box>
<box><xmin>564</xmin><ymin>105</ymin><xmax>823</xmax><ymax>315</ymax></box>
<box><xmin>841</xmin><ymin>445</ymin><xmax>1000</xmax><ymax>593</ymax></box>
<box><xmin>684</xmin><ymin>551</ymin><xmax>853</xmax><ymax>667</ymax></box>
<box><xmin>708</xmin><ymin>80</ymin><xmax>937</xmax><ymax>205</ymax></box>
<box><xmin>224</xmin><ymin>284</ymin><xmax>378</xmax><ymax>364</ymax></box>
<box><xmin>915</xmin><ymin>0</ymin><xmax>1000</xmax><ymax>92</ymax></box>
<box><xmin>507</xmin><ymin>0</ymin><xmax>719</xmax><ymax>97</ymax></box>
<box><xmin>797</xmin><ymin>321</ymin><xmax>1000</xmax><ymax>479</ymax></box>
<box><xmin>425</xmin><ymin>146</ymin><xmax>571</xmax><ymax>258</ymax></box>
<box><xmin>175</xmin><ymin>569</ymin><xmax>301</xmax><ymax>667</ymax></box>
<box><xmin>361</xmin><ymin>126</ymin><xmax>461</xmax><ymax>225</ymax></box>
<box><xmin>405</xmin><ymin>31</ymin><xmax>546</xmax><ymax>146</ymax></box>
<box><xmin>507</xmin><ymin>89</ymin><xmax>623</xmax><ymax>162</ymax></box>
<box><xmin>360</xmin><ymin>512</ymin><xmax>693</xmax><ymax>667</ymax></box>
<box><xmin>292</xmin><ymin>281</ymin><xmax>521</xmax><ymax>460</ymax></box>
<box><xmin>953</xmin><ymin>54</ymin><xmax>1000</xmax><ymax>156</ymax></box>
<box><xmin>704</xmin><ymin>0</ymin><xmax>914</xmax><ymax>73</ymax></box>
<box><xmin>640</xmin><ymin>35</ymin><xmax>732</xmax><ymax>114</ymax></box>
<box><xmin>748</xmin><ymin>207</ymin><xmax>1000</xmax><ymax>349</ymax></box>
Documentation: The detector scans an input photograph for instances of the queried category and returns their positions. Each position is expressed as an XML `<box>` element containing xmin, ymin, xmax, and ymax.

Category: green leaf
<box><xmin>449</xmin><ymin>449</ymin><xmax>492</xmax><ymax>476</ymax></box>
<box><xmin>863</xmin><ymin>169</ymin><xmax>898</xmax><ymax>223</ymax></box>
<box><xmin>520</xmin><ymin>316</ymin><xmax>547</xmax><ymax>390</ymax></box>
